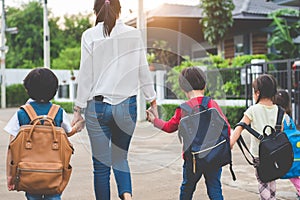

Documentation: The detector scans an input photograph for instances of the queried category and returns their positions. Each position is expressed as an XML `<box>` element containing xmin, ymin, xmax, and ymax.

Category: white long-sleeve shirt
<box><xmin>75</xmin><ymin>19</ymin><xmax>156</xmax><ymax>107</ymax></box>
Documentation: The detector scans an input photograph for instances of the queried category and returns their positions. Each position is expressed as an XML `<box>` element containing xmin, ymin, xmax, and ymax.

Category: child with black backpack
<box><xmin>230</xmin><ymin>74</ymin><xmax>280</xmax><ymax>200</ymax></box>
<box><xmin>147</xmin><ymin>67</ymin><xmax>231</xmax><ymax>200</ymax></box>
<box><xmin>5</xmin><ymin>68</ymin><xmax>84</xmax><ymax>200</ymax></box>
<box><xmin>274</xmin><ymin>90</ymin><xmax>300</xmax><ymax>200</ymax></box>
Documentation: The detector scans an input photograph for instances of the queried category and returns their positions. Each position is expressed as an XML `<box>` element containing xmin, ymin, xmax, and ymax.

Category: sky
<box><xmin>6</xmin><ymin>0</ymin><xmax>199</xmax><ymax>18</ymax></box>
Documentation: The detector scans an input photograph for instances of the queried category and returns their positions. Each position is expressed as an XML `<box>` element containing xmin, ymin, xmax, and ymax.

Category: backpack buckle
<box><xmin>257</xmin><ymin>134</ymin><xmax>264</xmax><ymax>140</ymax></box>
<box><xmin>25</xmin><ymin>141</ymin><xmax>32</xmax><ymax>149</ymax></box>
<box><xmin>52</xmin><ymin>142</ymin><xmax>59</xmax><ymax>150</ymax></box>
<box><xmin>275</xmin><ymin>125</ymin><xmax>282</xmax><ymax>132</ymax></box>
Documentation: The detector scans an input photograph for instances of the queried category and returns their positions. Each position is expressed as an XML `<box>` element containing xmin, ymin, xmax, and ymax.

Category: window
<box><xmin>234</xmin><ymin>35</ymin><xmax>244</xmax><ymax>56</ymax></box>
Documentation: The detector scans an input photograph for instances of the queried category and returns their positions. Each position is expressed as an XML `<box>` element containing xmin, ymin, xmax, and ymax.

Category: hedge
<box><xmin>4</xmin><ymin>84</ymin><xmax>29</xmax><ymax>107</ymax></box>
<box><xmin>0</xmin><ymin>84</ymin><xmax>74</xmax><ymax>112</ymax></box>
<box><xmin>3</xmin><ymin>84</ymin><xmax>246</xmax><ymax>127</ymax></box>
<box><xmin>52</xmin><ymin>101</ymin><xmax>74</xmax><ymax>113</ymax></box>
<box><xmin>152</xmin><ymin>103</ymin><xmax>245</xmax><ymax>128</ymax></box>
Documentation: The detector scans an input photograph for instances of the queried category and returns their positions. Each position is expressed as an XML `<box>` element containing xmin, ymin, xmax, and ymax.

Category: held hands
<box><xmin>74</xmin><ymin>119</ymin><xmax>85</xmax><ymax>133</ymax></box>
<box><xmin>146</xmin><ymin>106</ymin><xmax>158</xmax><ymax>123</ymax></box>
<box><xmin>71</xmin><ymin>107</ymin><xmax>85</xmax><ymax>132</ymax></box>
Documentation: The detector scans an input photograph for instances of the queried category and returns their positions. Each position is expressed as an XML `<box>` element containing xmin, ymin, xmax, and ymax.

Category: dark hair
<box><xmin>94</xmin><ymin>0</ymin><xmax>121</xmax><ymax>37</ymax></box>
<box><xmin>274</xmin><ymin>90</ymin><xmax>292</xmax><ymax>116</ymax></box>
<box><xmin>252</xmin><ymin>74</ymin><xmax>277</xmax><ymax>104</ymax></box>
<box><xmin>179</xmin><ymin>67</ymin><xmax>206</xmax><ymax>93</ymax></box>
<box><xmin>23</xmin><ymin>68</ymin><xmax>58</xmax><ymax>102</ymax></box>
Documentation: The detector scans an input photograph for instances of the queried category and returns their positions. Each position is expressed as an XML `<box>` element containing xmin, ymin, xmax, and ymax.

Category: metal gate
<box><xmin>244</xmin><ymin>59</ymin><xmax>300</xmax><ymax>126</ymax></box>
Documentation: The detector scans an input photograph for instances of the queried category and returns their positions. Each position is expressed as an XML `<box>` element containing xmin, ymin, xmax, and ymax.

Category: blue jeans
<box><xmin>25</xmin><ymin>193</ymin><xmax>61</xmax><ymax>200</ymax></box>
<box><xmin>85</xmin><ymin>96</ymin><xmax>137</xmax><ymax>200</ymax></box>
<box><xmin>180</xmin><ymin>158</ymin><xmax>223</xmax><ymax>200</ymax></box>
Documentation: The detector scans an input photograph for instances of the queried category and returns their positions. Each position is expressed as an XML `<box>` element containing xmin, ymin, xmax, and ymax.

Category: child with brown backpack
<box><xmin>5</xmin><ymin>68</ymin><xmax>84</xmax><ymax>200</ymax></box>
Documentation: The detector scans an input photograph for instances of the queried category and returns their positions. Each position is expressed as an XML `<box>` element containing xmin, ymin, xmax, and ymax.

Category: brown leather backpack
<box><xmin>9</xmin><ymin>104</ymin><xmax>74</xmax><ymax>194</ymax></box>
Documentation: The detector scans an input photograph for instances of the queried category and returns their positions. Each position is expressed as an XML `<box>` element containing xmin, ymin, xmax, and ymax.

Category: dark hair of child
<box><xmin>274</xmin><ymin>90</ymin><xmax>292</xmax><ymax>116</ymax></box>
<box><xmin>252</xmin><ymin>74</ymin><xmax>277</xmax><ymax>103</ymax></box>
<box><xmin>179</xmin><ymin>67</ymin><xmax>206</xmax><ymax>93</ymax></box>
<box><xmin>23</xmin><ymin>67</ymin><xmax>58</xmax><ymax>103</ymax></box>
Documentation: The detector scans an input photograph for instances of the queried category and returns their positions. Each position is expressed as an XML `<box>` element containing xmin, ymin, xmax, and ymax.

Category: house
<box><xmin>271</xmin><ymin>0</ymin><xmax>300</xmax><ymax>6</ymax></box>
<box><xmin>125</xmin><ymin>0</ymin><xmax>299</xmax><ymax>60</ymax></box>
<box><xmin>124</xmin><ymin>0</ymin><xmax>300</xmax><ymax>102</ymax></box>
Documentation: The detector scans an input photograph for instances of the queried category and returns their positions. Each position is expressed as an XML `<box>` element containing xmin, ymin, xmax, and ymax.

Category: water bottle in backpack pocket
<box><xmin>281</xmin><ymin>116</ymin><xmax>300</xmax><ymax>179</ymax></box>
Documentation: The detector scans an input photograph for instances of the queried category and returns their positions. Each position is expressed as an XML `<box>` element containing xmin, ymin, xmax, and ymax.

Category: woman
<box><xmin>72</xmin><ymin>0</ymin><xmax>157</xmax><ymax>199</ymax></box>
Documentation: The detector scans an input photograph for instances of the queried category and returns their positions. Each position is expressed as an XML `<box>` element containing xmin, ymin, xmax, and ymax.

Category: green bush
<box><xmin>1</xmin><ymin>83</ymin><xmax>75</xmax><ymax>112</ymax></box>
<box><xmin>5</xmin><ymin>84</ymin><xmax>29</xmax><ymax>107</ymax></box>
<box><xmin>167</xmin><ymin>54</ymin><xmax>270</xmax><ymax>100</ymax></box>
<box><xmin>220</xmin><ymin>106</ymin><xmax>246</xmax><ymax>127</ymax></box>
<box><xmin>153</xmin><ymin>103</ymin><xmax>246</xmax><ymax>128</ymax></box>
<box><xmin>52</xmin><ymin>101</ymin><xmax>74</xmax><ymax>113</ymax></box>
<box><xmin>158</xmin><ymin>104</ymin><xmax>179</xmax><ymax>121</ymax></box>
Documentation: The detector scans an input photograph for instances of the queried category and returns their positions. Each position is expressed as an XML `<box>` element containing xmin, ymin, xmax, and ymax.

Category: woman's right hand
<box><xmin>149</xmin><ymin>100</ymin><xmax>158</xmax><ymax>118</ymax></box>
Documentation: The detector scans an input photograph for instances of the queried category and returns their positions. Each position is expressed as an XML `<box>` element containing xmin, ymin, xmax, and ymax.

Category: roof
<box><xmin>125</xmin><ymin>0</ymin><xmax>298</xmax><ymax>25</ymax></box>
<box><xmin>233</xmin><ymin>0</ymin><xmax>296</xmax><ymax>19</ymax></box>
<box><xmin>146</xmin><ymin>4</ymin><xmax>202</xmax><ymax>18</ymax></box>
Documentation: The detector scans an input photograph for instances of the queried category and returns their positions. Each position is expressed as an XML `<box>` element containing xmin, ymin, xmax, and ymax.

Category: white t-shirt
<box><xmin>75</xmin><ymin>19</ymin><xmax>156</xmax><ymax>107</ymax></box>
<box><xmin>244</xmin><ymin>103</ymin><xmax>279</xmax><ymax>157</ymax></box>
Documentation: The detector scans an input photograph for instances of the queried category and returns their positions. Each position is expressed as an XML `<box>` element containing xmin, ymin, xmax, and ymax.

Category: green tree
<box><xmin>6</xmin><ymin>2</ymin><xmax>44</xmax><ymax>68</ymax></box>
<box><xmin>61</xmin><ymin>14</ymin><xmax>92</xmax><ymax>48</ymax></box>
<box><xmin>52</xmin><ymin>47</ymin><xmax>80</xmax><ymax>70</ymax></box>
<box><xmin>267</xmin><ymin>8</ymin><xmax>300</xmax><ymax>59</ymax></box>
<box><xmin>199</xmin><ymin>0</ymin><xmax>235</xmax><ymax>54</ymax></box>
<box><xmin>5</xmin><ymin>1</ymin><xmax>92</xmax><ymax>69</ymax></box>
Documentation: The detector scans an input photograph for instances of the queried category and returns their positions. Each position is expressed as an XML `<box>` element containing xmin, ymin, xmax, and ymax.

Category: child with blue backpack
<box><xmin>274</xmin><ymin>90</ymin><xmax>300</xmax><ymax>200</ymax></box>
<box><xmin>147</xmin><ymin>67</ymin><xmax>231</xmax><ymax>200</ymax></box>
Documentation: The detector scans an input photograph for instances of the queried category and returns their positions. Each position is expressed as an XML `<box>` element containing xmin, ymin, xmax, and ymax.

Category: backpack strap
<box><xmin>275</xmin><ymin>106</ymin><xmax>284</xmax><ymax>133</ymax></box>
<box><xmin>235</xmin><ymin>122</ymin><xmax>264</xmax><ymax>140</ymax></box>
<box><xmin>48</xmin><ymin>104</ymin><xmax>60</xmax><ymax>121</ymax></box>
<box><xmin>21</xmin><ymin>104</ymin><xmax>38</xmax><ymax>121</ymax></box>
<box><xmin>180</xmin><ymin>103</ymin><xmax>193</xmax><ymax>115</ymax></box>
<box><xmin>21</xmin><ymin>104</ymin><xmax>60</xmax><ymax>125</ymax></box>
<box><xmin>236</xmin><ymin>136</ymin><xmax>255</xmax><ymax>166</ymax></box>
<box><xmin>201</xmin><ymin>96</ymin><xmax>210</xmax><ymax>109</ymax></box>
<box><xmin>180</xmin><ymin>96</ymin><xmax>211</xmax><ymax>115</ymax></box>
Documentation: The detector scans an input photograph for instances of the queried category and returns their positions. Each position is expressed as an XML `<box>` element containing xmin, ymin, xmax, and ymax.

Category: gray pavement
<box><xmin>0</xmin><ymin>108</ymin><xmax>298</xmax><ymax>200</ymax></box>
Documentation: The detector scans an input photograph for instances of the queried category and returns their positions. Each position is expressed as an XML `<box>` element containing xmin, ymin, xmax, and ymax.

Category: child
<box><xmin>5</xmin><ymin>67</ymin><xmax>84</xmax><ymax>200</ymax></box>
<box><xmin>147</xmin><ymin>67</ymin><xmax>230</xmax><ymax>200</ymax></box>
<box><xmin>274</xmin><ymin>90</ymin><xmax>300</xmax><ymax>200</ymax></box>
<box><xmin>230</xmin><ymin>74</ymin><xmax>279</xmax><ymax>200</ymax></box>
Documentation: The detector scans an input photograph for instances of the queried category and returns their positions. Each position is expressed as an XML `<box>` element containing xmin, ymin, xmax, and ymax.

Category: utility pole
<box><xmin>43</xmin><ymin>0</ymin><xmax>50</xmax><ymax>68</ymax></box>
<box><xmin>0</xmin><ymin>0</ymin><xmax>18</xmax><ymax>109</ymax></box>
<box><xmin>137</xmin><ymin>0</ymin><xmax>147</xmax><ymax>121</ymax></box>
<box><xmin>1</xmin><ymin>0</ymin><xmax>7</xmax><ymax>108</ymax></box>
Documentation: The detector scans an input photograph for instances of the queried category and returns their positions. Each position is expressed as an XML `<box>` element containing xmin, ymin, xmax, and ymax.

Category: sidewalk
<box><xmin>0</xmin><ymin>108</ymin><xmax>298</xmax><ymax>200</ymax></box>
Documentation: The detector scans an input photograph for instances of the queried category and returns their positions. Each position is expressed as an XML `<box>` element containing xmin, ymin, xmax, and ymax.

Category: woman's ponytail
<box><xmin>94</xmin><ymin>0</ymin><xmax>121</xmax><ymax>37</ymax></box>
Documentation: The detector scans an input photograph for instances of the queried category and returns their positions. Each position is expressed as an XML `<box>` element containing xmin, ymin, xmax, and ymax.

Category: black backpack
<box><xmin>178</xmin><ymin>96</ymin><xmax>236</xmax><ymax>180</ymax></box>
<box><xmin>235</xmin><ymin>106</ymin><xmax>293</xmax><ymax>183</ymax></box>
